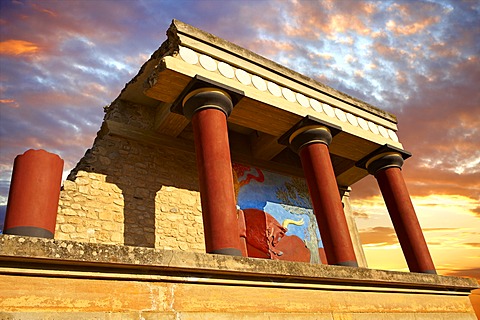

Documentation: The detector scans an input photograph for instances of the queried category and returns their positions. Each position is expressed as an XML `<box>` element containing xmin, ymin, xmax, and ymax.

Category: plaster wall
<box><xmin>1</xmin><ymin>273</ymin><xmax>476</xmax><ymax>320</ymax></box>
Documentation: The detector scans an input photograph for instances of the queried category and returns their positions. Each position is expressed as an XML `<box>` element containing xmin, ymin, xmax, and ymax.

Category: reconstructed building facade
<box><xmin>1</xmin><ymin>20</ymin><xmax>478</xmax><ymax>319</ymax></box>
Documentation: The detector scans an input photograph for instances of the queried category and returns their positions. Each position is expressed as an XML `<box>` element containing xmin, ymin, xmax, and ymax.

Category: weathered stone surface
<box><xmin>0</xmin><ymin>235</ymin><xmax>477</xmax><ymax>319</ymax></box>
<box><xmin>170</xmin><ymin>283</ymin><xmax>476</xmax><ymax>315</ymax></box>
<box><xmin>0</xmin><ymin>274</ymin><xmax>169</xmax><ymax>313</ymax></box>
<box><xmin>0</xmin><ymin>313</ymin><xmax>174</xmax><ymax>320</ymax></box>
<box><xmin>55</xmin><ymin>100</ymin><xmax>205</xmax><ymax>252</ymax></box>
<box><xmin>0</xmin><ymin>235</ymin><xmax>477</xmax><ymax>292</ymax></box>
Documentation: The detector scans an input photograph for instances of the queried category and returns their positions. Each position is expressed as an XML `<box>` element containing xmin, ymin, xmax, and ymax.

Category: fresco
<box><xmin>233</xmin><ymin>163</ymin><xmax>325</xmax><ymax>264</ymax></box>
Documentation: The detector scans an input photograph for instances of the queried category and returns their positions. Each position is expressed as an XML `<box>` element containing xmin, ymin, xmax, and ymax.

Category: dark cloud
<box><xmin>465</xmin><ymin>243</ymin><xmax>480</xmax><ymax>248</ymax></box>
<box><xmin>472</xmin><ymin>206</ymin><xmax>480</xmax><ymax>218</ymax></box>
<box><xmin>352</xmin><ymin>211</ymin><xmax>369</xmax><ymax>219</ymax></box>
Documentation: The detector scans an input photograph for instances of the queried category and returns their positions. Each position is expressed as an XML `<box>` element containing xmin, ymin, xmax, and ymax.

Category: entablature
<box><xmin>112</xmin><ymin>19</ymin><xmax>407</xmax><ymax>186</ymax></box>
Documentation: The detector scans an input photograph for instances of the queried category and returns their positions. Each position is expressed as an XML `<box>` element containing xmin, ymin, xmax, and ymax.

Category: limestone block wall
<box><xmin>55</xmin><ymin>101</ymin><xmax>205</xmax><ymax>252</ymax></box>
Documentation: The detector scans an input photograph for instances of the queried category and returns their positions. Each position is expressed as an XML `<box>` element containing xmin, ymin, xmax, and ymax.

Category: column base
<box><xmin>419</xmin><ymin>269</ymin><xmax>437</xmax><ymax>275</ymax></box>
<box><xmin>334</xmin><ymin>260</ymin><xmax>359</xmax><ymax>267</ymax></box>
<box><xmin>210</xmin><ymin>248</ymin><xmax>243</xmax><ymax>256</ymax></box>
<box><xmin>4</xmin><ymin>226</ymin><xmax>54</xmax><ymax>239</ymax></box>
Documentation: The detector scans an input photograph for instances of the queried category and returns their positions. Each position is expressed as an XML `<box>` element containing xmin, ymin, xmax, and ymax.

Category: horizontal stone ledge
<box><xmin>0</xmin><ymin>234</ymin><xmax>478</xmax><ymax>293</ymax></box>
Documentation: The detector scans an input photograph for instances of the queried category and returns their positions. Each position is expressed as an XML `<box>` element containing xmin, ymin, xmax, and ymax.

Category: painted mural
<box><xmin>233</xmin><ymin>163</ymin><xmax>325</xmax><ymax>264</ymax></box>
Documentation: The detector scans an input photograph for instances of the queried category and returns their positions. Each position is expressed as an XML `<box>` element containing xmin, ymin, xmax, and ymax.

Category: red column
<box><xmin>183</xmin><ymin>88</ymin><xmax>242</xmax><ymax>256</ymax></box>
<box><xmin>290</xmin><ymin>126</ymin><xmax>358</xmax><ymax>267</ymax></box>
<box><xmin>368</xmin><ymin>153</ymin><xmax>436</xmax><ymax>274</ymax></box>
<box><xmin>4</xmin><ymin>149</ymin><xmax>64</xmax><ymax>238</ymax></box>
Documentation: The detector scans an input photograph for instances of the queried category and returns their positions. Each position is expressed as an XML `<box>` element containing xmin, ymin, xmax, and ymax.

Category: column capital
<box><xmin>356</xmin><ymin>144</ymin><xmax>411</xmax><ymax>176</ymax></box>
<box><xmin>171</xmin><ymin>75</ymin><xmax>244</xmax><ymax>119</ymax></box>
<box><xmin>365</xmin><ymin>152</ymin><xmax>404</xmax><ymax>175</ymax></box>
<box><xmin>183</xmin><ymin>88</ymin><xmax>233</xmax><ymax>119</ymax></box>
<box><xmin>278</xmin><ymin>115</ymin><xmax>342</xmax><ymax>153</ymax></box>
<box><xmin>289</xmin><ymin>126</ymin><xmax>332</xmax><ymax>153</ymax></box>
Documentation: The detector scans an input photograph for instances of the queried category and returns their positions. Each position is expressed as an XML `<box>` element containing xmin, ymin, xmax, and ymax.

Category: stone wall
<box><xmin>55</xmin><ymin>101</ymin><xmax>205</xmax><ymax>252</ymax></box>
<box><xmin>1</xmin><ymin>235</ymin><xmax>478</xmax><ymax>320</ymax></box>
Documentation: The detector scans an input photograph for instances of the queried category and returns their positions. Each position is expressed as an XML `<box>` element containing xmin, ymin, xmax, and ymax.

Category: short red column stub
<box><xmin>4</xmin><ymin>149</ymin><xmax>64</xmax><ymax>238</ymax></box>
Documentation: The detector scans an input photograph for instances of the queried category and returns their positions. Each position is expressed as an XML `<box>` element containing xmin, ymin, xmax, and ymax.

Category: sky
<box><xmin>0</xmin><ymin>0</ymin><xmax>479</xmax><ymax>280</ymax></box>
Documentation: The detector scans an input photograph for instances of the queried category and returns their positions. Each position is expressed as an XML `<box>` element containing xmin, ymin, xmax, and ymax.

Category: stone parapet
<box><xmin>1</xmin><ymin>235</ymin><xmax>477</xmax><ymax>290</ymax></box>
<box><xmin>0</xmin><ymin>235</ymin><xmax>478</xmax><ymax>319</ymax></box>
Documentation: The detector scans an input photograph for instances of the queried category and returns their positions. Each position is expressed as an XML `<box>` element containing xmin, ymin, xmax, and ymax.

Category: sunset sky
<box><xmin>0</xmin><ymin>0</ymin><xmax>478</xmax><ymax>280</ymax></box>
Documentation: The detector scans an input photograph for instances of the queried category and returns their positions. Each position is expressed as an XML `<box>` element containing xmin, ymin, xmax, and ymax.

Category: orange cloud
<box><xmin>0</xmin><ymin>99</ymin><xmax>19</xmax><ymax>108</ymax></box>
<box><xmin>312</xmin><ymin>53</ymin><xmax>334</xmax><ymax>61</ymax></box>
<box><xmin>465</xmin><ymin>243</ymin><xmax>480</xmax><ymax>248</ymax></box>
<box><xmin>0</xmin><ymin>39</ymin><xmax>39</xmax><ymax>56</ymax></box>
<box><xmin>353</xmin><ymin>211</ymin><xmax>369</xmax><ymax>219</ymax></box>
<box><xmin>386</xmin><ymin>16</ymin><xmax>440</xmax><ymax>36</ymax></box>
<box><xmin>443</xmin><ymin>268</ymin><xmax>480</xmax><ymax>282</ymax></box>
<box><xmin>359</xmin><ymin>227</ymin><xmax>399</xmax><ymax>246</ymax></box>
<box><xmin>249</xmin><ymin>39</ymin><xmax>295</xmax><ymax>57</ymax></box>
<box><xmin>280</xmin><ymin>1</ymin><xmax>377</xmax><ymax>39</ymax></box>
<box><xmin>386</xmin><ymin>2</ymin><xmax>442</xmax><ymax>34</ymax></box>
<box><xmin>329</xmin><ymin>14</ymin><xmax>371</xmax><ymax>36</ymax></box>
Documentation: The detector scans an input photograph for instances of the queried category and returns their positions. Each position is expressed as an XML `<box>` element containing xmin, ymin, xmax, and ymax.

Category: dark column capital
<box><xmin>356</xmin><ymin>144</ymin><xmax>411</xmax><ymax>176</ymax></box>
<box><xmin>289</xmin><ymin>125</ymin><xmax>332</xmax><ymax>153</ymax></box>
<box><xmin>170</xmin><ymin>75</ymin><xmax>244</xmax><ymax>119</ymax></box>
<box><xmin>366</xmin><ymin>152</ymin><xmax>404</xmax><ymax>176</ymax></box>
<box><xmin>182</xmin><ymin>88</ymin><xmax>233</xmax><ymax>120</ymax></box>
<box><xmin>278</xmin><ymin>115</ymin><xmax>342</xmax><ymax>153</ymax></box>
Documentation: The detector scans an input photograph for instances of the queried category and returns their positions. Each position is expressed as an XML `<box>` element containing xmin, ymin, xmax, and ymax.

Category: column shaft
<box><xmin>191</xmin><ymin>108</ymin><xmax>242</xmax><ymax>256</ymax></box>
<box><xmin>299</xmin><ymin>143</ymin><xmax>358</xmax><ymax>266</ymax></box>
<box><xmin>375</xmin><ymin>167</ymin><xmax>436</xmax><ymax>273</ymax></box>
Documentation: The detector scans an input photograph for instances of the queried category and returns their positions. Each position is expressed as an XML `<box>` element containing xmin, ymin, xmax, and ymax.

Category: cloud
<box><xmin>352</xmin><ymin>211</ymin><xmax>369</xmax><ymax>219</ymax></box>
<box><xmin>350</xmin><ymin>37</ymin><xmax>479</xmax><ymax>208</ymax></box>
<box><xmin>359</xmin><ymin>226</ymin><xmax>399</xmax><ymax>246</ymax></box>
<box><xmin>442</xmin><ymin>267</ymin><xmax>480</xmax><ymax>282</ymax></box>
<box><xmin>0</xmin><ymin>1</ymin><xmax>176</xmax><ymax>188</ymax></box>
<box><xmin>0</xmin><ymin>39</ymin><xmax>40</xmax><ymax>55</ymax></box>
<box><xmin>423</xmin><ymin>227</ymin><xmax>461</xmax><ymax>232</ymax></box>
<box><xmin>465</xmin><ymin>243</ymin><xmax>480</xmax><ymax>248</ymax></box>
<box><xmin>384</xmin><ymin>2</ymin><xmax>442</xmax><ymax>36</ymax></box>
<box><xmin>472</xmin><ymin>206</ymin><xmax>480</xmax><ymax>218</ymax></box>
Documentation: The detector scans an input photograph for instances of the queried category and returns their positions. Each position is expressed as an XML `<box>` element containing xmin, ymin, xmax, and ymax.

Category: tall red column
<box><xmin>289</xmin><ymin>126</ymin><xmax>358</xmax><ymax>267</ymax></box>
<box><xmin>367</xmin><ymin>152</ymin><xmax>436</xmax><ymax>274</ymax></box>
<box><xmin>4</xmin><ymin>149</ymin><xmax>64</xmax><ymax>238</ymax></box>
<box><xmin>183</xmin><ymin>88</ymin><xmax>242</xmax><ymax>256</ymax></box>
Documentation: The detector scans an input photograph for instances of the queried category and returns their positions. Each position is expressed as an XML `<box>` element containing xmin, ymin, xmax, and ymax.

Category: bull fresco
<box><xmin>233</xmin><ymin>163</ymin><xmax>326</xmax><ymax>264</ymax></box>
